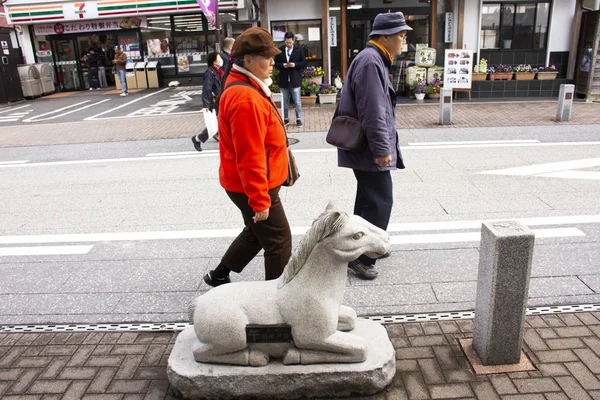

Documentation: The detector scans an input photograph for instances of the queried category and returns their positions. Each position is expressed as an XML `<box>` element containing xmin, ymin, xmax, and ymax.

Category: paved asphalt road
<box><xmin>0</xmin><ymin>124</ymin><xmax>599</xmax><ymax>326</ymax></box>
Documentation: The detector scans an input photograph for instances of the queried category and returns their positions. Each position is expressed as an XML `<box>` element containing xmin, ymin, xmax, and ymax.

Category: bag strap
<box><xmin>223</xmin><ymin>80</ymin><xmax>290</xmax><ymax>147</ymax></box>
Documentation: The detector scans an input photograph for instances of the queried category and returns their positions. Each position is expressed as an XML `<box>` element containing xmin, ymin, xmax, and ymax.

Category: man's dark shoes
<box><xmin>296</xmin><ymin>120</ymin><xmax>303</xmax><ymax>127</ymax></box>
<box><xmin>284</xmin><ymin>119</ymin><xmax>290</xmax><ymax>126</ymax></box>
<box><xmin>203</xmin><ymin>271</ymin><xmax>231</xmax><ymax>287</ymax></box>
<box><xmin>191</xmin><ymin>136</ymin><xmax>203</xmax><ymax>152</ymax></box>
<box><xmin>348</xmin><ymin>260</ymin><xmax>378</xmax><ymax>280</ymax></box>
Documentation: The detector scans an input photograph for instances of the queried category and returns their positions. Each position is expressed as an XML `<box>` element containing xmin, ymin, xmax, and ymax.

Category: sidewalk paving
<box><xmin>1</xmin><ymin>311</ymin><xmax>600</xmax><ymax>399</ymax></box>
<box><xmin>1</xmin><ymin>100</ymin><xmax>600</xmax><ymax>148</ymax></box>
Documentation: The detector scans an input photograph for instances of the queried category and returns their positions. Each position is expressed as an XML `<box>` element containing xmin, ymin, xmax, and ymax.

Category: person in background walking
<box><xmin>203</xmin><ymin>27</ymin><xmax>291</xmax><ymax>287</ymax></box>
<box><xmin>86</xmin><ymin>48</ymin><xmax>100</xmax><ymax>90</ymax></box>
<box><xmin>191</xmin><ymin>52</ymin><xmax>224</xmax><ymax>152</ymax></box>
<box><xmin>274</xmin><ymin>31</ymin><xmax>306</xmax><ymax>127</ymax></box>
<box><xmin>97</xmin><ymin>48</ymin><xmax>108</xmax><ymax>88</ymax></box>
<box><xmin>220</xmin><ymin>37</ymin><xmax>234</xmax><ymax>68</ymax></box>
<box><xmin>337</xmin><ymin>12</ymin><xmax>411</xmax><ymax>280</ymax></box>
<box><xmin>113</xmin><ymin>46</ymin><xmax>128</xmax><ymax>97</ymax></box>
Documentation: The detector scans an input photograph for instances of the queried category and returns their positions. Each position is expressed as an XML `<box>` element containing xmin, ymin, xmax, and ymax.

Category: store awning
<box><xmin>5</xmin><ymin>0</ymin><xmax>240</xmax><ymax>24</ymax></box>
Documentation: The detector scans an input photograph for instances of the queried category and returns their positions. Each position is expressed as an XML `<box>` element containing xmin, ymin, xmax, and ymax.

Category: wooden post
<box><xmin>431</xmin><ymin>0</ymin><xmax>438</xmax><ymax>48</ymax></box>
<box><xmin>567</xmin><ymin>0</ymin><xmax>584</xmax><ymax>80</ymax></box>
<box><xmin>341</xmin><ymin>0</ymin><xmax>348</xmax><ymax>79</ymax></box>
<box><xmin>322</xmin><ymin>0</ymin><xmax>330</xmax><ymax>84</ymax></box>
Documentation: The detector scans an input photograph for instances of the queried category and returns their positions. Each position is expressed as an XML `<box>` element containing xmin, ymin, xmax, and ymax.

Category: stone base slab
<box><xmin>167</xmin><ymin>319</ymin><xmax>396</xmax><ymax>399</ymax></box>
<box><xmin>460</xmin><ymin>338</ymin><xmax>536</xmax><ymax>375</ymax></box>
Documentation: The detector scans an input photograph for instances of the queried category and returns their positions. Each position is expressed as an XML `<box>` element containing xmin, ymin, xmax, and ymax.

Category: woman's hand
<box><xmin>375</xmin><ymin>154</ymin><xmax>392</xmax><ymax>167</ymax></box>
<box><xmin>253</xmin><ymin>209</ymin><xmax>269</xmax><ymax>223</ymax></box>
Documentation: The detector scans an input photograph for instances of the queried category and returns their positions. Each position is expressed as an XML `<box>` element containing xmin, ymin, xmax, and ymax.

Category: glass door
<box><xmin>52</xmin><ymin>38</ymin><xmax>82</xmax><ymax>91</ymax></box>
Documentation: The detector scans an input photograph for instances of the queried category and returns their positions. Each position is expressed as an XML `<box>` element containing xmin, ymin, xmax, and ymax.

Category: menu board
<box><xmin>443</xmin><ymin>49</ymin><xmax>473</xmax><ymax>89</ymax></box>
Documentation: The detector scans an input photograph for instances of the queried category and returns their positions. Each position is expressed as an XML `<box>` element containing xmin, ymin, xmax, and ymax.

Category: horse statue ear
<box><xmin>325</xmin><ymin>201</ymin><xmax>341</xmax><ymax>213</ymax></box>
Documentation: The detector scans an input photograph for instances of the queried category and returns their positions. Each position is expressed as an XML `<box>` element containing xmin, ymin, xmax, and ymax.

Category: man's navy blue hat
<box><xmin>369</xmin><ymin>12</ymin><xmax>413</xmax><ymax>37</ymax></box>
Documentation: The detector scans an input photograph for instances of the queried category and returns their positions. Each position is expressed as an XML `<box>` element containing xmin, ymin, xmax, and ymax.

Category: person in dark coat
<box><xmin>336</xmin><ymin>12</ymin><xmax>411</xmax><ymax>280</ymax></box>
<box><xmin>192</xmin><ymin>52</ymin><xmax>224</xmax><ymax>151</ymax></box>
<box><xmin>220</xmin><ymin>37</ymin><xmax>234</xmax><ymax>69</ymax></box>
<box><xmin>86</xmin><ymin>47</ymin><xmax>100</xmax><ymax>90</ymax></box>
<box><xmin>274</xmin><ymin>31</ymin><xmax>306</xmax><ymax>127</ymax></box>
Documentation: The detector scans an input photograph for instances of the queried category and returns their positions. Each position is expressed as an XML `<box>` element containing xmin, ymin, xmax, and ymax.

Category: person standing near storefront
<box><xmin>86</xmin><ymin>48</ymin><xmax>100</xmax><ymax>90</ymax></box>
<box><xmin>113</xmin><ymin>46</ymin><xmax>128</xmax><ymax>97</ymax></box>
<box><xmin>274</xmin><ymin>31</ymin><xmax>306</xmax><ymax>127</ymax></box>
<box><xmin>97</xmin><ymin>48</ymin><xmax>108</xmax><ymax>88</ymax></box>
<box><xmin>337</xmin><ymin>12</ymin><xmax>411</xmax><ymax>280</ymax></box>
<box><xmin>220</xmin><ymin>37</ymin><xmax>234</xmax><ymax>68</ymax></box>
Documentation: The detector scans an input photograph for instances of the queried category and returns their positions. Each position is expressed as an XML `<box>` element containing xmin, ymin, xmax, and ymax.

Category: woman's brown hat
<box><xmin>231</xmin><ymin>27</ymin><xmax>281</xmax><ymax>57</ymax></box>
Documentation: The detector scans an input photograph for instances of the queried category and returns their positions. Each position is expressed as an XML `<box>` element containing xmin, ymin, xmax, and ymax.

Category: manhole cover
<box><xmin>288</xmin><ymin>137</ymin><xmax>300</xmax><ymax>145</ymax></box>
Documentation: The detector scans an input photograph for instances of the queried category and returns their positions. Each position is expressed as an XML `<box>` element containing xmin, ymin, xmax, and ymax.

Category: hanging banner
<box><xmin>34</xmin><ymin>17</ymin><xmax>146</xmax><ymax>35</ymax></box>
<box><xmin>329</xmin><ymin>16</ymin><xmax>337</xmax><ymax>47</ymax></box>
<box><xmin>196</xmin><ymin>0</ymin><xmax>217</xmax><ymax>29</ymax></box>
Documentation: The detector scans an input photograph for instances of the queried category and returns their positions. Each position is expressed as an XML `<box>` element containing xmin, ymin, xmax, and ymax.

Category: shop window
<box><xmin>118</xmin><ymin>34</ymin><xmax>141</xmax><ymax>61</ymax></box>
<box><xmin>174</xmin><ymin>34</ymin><xmax>216</xmax><ymax>74</ymax></box>
<box><xmin>481</xmin><ymin>1</ymin><xmax>550</xmax><ymax>50</ymax></box>
<box><xmin>33</xmin><ymin>35</ymin><xmax>54</xmax><ymax>64</ymax></box>
<box><xmin>271</xmin><ymin>20</ymin><xmax>323</xmax><ymax>64</ymax></box>
<box><xmin>174</xmin><ymin>14</ymin><xmax>205</xmax><ymax>32</ymax></box>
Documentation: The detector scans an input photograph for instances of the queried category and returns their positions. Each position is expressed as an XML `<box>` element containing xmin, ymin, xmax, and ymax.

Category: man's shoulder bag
<box><xmin>326</xmin><ymin>103</ymin><xmax>364</xmax><ymax>151</ymax></box>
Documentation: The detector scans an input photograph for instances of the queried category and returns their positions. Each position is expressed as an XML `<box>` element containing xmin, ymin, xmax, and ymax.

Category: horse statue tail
<box><xmin>278</xmin><ymin>208</ymin><xmax>349</xmax><ymax>289</ymax></box>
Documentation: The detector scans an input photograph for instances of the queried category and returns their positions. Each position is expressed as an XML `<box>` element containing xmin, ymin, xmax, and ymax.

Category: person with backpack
<box><xmin>191</xmin><ymin>52</ymin><xmax>224</xmax><ymax>151</ymax></box>
<box><xmin>202</xmin><ymin>27</ymin><xmax>292</xmax><ymax>287</ymax></box>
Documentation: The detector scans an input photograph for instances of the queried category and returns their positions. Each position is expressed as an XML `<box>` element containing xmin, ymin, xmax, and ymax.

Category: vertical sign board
<box><xmin>329</xmin><ymin>16</ymin><xmax>337</xmax><ymax>47</ymax></box>
<box><xmin>443</xmin><ymin>49</ymin><xmax>473</xmax><ymax>89</ymax></box>
<box><xmin>445</xmin><ymin>12</ymin><xmax>453</xmax><ymax>44</ymax></box>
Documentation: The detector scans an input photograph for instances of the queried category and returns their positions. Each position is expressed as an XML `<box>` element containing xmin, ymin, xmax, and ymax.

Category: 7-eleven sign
<box><xmin>65</xmin><ymin>2</ymin><xmax>99</xmax><ymax>20</ymax></box>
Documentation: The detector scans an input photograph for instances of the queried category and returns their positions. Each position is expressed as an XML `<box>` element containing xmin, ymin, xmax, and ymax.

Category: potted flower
<box><xmin>302</xmin><ymin>66</ymin><xmax>324</xmax><ymax>85</ymax></box>
<box><xmin>300</xmin><ymin>80</ymin><xmax>320</xmax><ymax>104</ymax></box>
<box><xmin>270</xmin><ymin>68</ymin><xmax>282</xmax><ymax>102</ymax></box>
<box><xmin>488</xmin><ymin>64</ymin><xmax>513</xmax><ymax>80</ymax></box>
<box><xmin>412</xmin><ymin>79</ymin><xmax>426</xmax><ymax>100</ymax></box>
<box><xmin>425</xmin><ymin>79</ymin><xmax>441</xmax><ymax>100</ymax></box>
<box><xmin>318</xmin><ymin>82</ymin><xmax>338</xmax><ymax>104</ymax></box>
<box><xmin>473</xmin><ymin>58</ymin><xmax>488</xmax><ymax>81</ymax></box>
<box><xmin>536</xmin><ymin>65</ymin><xmax>558</xmax><ymax>80</ymax></box>
<box><xmin>514</xmin><ymin>64</ymin><xmax>536</xmax><ymax>80</ymax></box>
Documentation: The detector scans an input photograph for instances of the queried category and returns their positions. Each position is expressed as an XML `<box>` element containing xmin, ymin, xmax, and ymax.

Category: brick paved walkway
<box><xmin>1</xmin><ymin>101</ymin><xmax>600</xmax><ymax>148</ymax></box>
<box><xmin>2</xmin><ymin>311</ymin><xmax>600</xmax><ymax>399</ymax></box>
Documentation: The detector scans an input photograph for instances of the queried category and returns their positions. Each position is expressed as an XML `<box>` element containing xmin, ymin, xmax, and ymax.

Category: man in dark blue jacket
<box><xmin>337</xmin><ymin>12</ymin><xmax>411</xmax><ymax>280</ymax></box>
<box><xmin>274</xmin><ymin>31</ymin><xmax>307</xmax><ymax>127</ymax></box>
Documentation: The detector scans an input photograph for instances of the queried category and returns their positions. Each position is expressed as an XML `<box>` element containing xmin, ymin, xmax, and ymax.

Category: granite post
<box><xmin>439</xmin><ymin>87</ymin><xmax>452</xmax><ymax>125</ymax></box>
<box><xmin>557</xmin><ymin>84</ymin><xmax>575</xmax><ymax>122</ymax></box>
<box><xmin>472</xmin><ymin>221</ymin><xmax>535</xmax><ymax>365</ymax></box>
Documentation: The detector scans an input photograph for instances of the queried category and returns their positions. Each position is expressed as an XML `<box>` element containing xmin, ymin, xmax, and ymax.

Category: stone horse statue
<box><xmin>191</xmin><ymin>205</ymin><xmax>390</xmax><ymax>366</ymax></box>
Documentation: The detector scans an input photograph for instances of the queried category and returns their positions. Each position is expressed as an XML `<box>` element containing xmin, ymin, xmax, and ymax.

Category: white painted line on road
<box><xmin>480</xmin><ymin>157</ymin><xmax>600</xmax><ymax>177</ymax></box>
<box><xmin>24</xmin><ymin>100</ymin><xmax>111</xmax><ymax>122</ymax></box>
<box><xmin>146</xmin><ymin>150</ymin><xmax>218</xmax><ymax>157</ymax></box>
<box><xmin>86</xmin><ymin>111</ymin><xmax>202</xmax><ymax>120</ymax></box>
<box><xmin>0</xmin><ymin>245</ymin><xmax>93</xmax><ymax>256</ymax></box>
<box><xmin>389</xmin><ymin>228</ymin><xmax>585</xmax><ymax>245</ymax></box>
<box><xmin>0</xmin><ymin>160</ymin><xmax>29</xmax><ymax>165</ymax></box>
<box><xmin>22</xmin><ymin>101</ymin><xmax>91</xmax><ymax>122</ymax></box>
<box><xmin>409</xmin><ymin>141</ymin><xmax>600</xmax><ymax>150</ymax></box>
<box><xmin>0</xmin><ymin>105</ymin><xmax>29</xmax><ymax>115</ymax></box>
<box><xmin>0</xmin><ymin>118</ymin><xmax>18</xmax><ymax>122</ymax></box>
<box><xmin>408</xmin><ymin>140</ymin><xmax>540</xmax><ymax>146</ymax></box>
<box><xmin>541</xmin><ymin>171</ymin><xmax>600</xmax><ymax>180</ymax></box>
<box><xmin>0</xmin><ymin>219</ymin><xmax>592</xmax><ymax>245</ymax></box>
<box><xmin>85</xmin><ymin>88</ymin><xmax>171</xmax><ymax>120</ymax></box>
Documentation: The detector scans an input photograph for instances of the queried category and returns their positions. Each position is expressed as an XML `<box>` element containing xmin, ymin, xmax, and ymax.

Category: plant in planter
<box><xmin>488</xmin><ymin>64</ymin><xmax>513</xmax><ymax>80</ymax></box>
<box><xmin>425</xmin><ymin>79</ymin><xmax>441</xmax><ymax>99</ymax></box>
<box><xmin>318</xmin><ymin>82</ymin><xmax>338</xmax><ymax>104</ymax></box>
<box><xmin>473</xmin><ymin>58</ymin><xmax>488</xmax><ymax>80</ymax></box>
<box><xmin>514</xmin><ymin>64</ymin><xmax>536</xmax><ymax>80</ymax></box>
<box><xmin>536</xmin><ymin>65</ymin><xmax>558</xmax><ymax>80</ymax></box>
<box><xmin>300</xmin><ymin>80</ymin><xmax>320</xmax><ymax>104</ymax></box>
<box><xmin>412</xmin><ymin>79</ymin><xmax>426</xmax><ymax>100</ymax></box>
<box><xmin>302</xmin><ymin>66</ymin><xmax>324</xmax><ymax>85</ymax></box>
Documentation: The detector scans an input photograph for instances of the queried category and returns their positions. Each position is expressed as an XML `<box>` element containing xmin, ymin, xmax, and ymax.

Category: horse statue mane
<box><xmin>278</xmin><ymin>209</ymin><xmax>349</xmax><ymax>288</ymax></box>
<box><xmin>191</xmin><ymin>204</ymin><xmax>390</xmax><ymax>367</ymax></box>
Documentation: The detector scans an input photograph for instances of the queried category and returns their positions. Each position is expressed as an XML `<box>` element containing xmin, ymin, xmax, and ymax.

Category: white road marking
<box><xmin>85</xmin><ymin>88</ymin><xmax>171</xmax><ymax>120</ymax></box>
<box><xmin>0</xmin><ymin>118</ymin><xmax>18</xmax><ymax>122</ymax></box>
<box><xmin>23</xmin><ymin>100</ymin><xmax>111</xmax><ymax>122</ymax></box>
<box><xmin>389</xmin><ymin>228</ymin><xmax>585</xmax><ymax>245</ymax></box>
<box><xmin>146</xmin><ymin>150</ymin><xmax>218</xmax><ymax>157</ymax></box>
<box><xmin>408</xmin><ymin>140</ymin><xmax>540</xmax><ymax>146</ymax></box>
<box><xmin>0</xmin><ymin>218</ymin><xmax>592</xmax><ymax>245</ymax></box>
<box><xmin>408</xmin><ymin>141</ymin><xmax>600</xmax><ymax>150</ymax></box>
<box><xmin>0</xmin><ymin>105</ymin><xmax>29</xmax><ymax>115</ymax></box>
<box><xmin>0</xmin><ymin>245</ymin><xmax>93</xmax><ymax>256</ymax></box>
<box><xmin>0</xmin><ymin>160</ymin><xmax>29</xmax><ymax>165</ymax></box>
<box><xmin>480</xmin><ymin>157</ymin><xmax>600</xmax><ymax>180</ymax></box>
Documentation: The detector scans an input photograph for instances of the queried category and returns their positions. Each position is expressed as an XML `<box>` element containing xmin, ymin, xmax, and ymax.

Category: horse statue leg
<box><xmin>194</xmin><ymin>343</ymin><xmax>270</xmax><ymax>367</ymax></box>
<box><xmin>337</xmin><ymin>305</ymin><xmax>358</xmax><ymax>331</ymax></box>
<box><xmin>283</xmin><ymin>331</ymin><xmax>367</xmax><ymax>365</ymax></box>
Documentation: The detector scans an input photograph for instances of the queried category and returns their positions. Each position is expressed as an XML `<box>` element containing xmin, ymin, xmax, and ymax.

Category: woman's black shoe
<box><xmin>203</xmin><ymin>271</ymin><xmax>231</xmax><ymax>287</ymax></box>
<box><xmin>191</xmin><ymin>136</ymin><xmax>203</xmax><ymax>152</ymax></box>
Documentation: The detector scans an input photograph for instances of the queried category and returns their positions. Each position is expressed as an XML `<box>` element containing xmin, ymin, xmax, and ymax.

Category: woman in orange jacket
<box><xmin>203</xmin><ymin>27</ymin><xmax>292</xmax><ymax>287</ymax></box>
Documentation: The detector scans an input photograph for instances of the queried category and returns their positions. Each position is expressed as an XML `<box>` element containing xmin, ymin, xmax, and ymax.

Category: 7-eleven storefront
<box><xmin>5</xmin><ymin>0</ymin><xmax>249</xmax><ymax>91</ymax></box>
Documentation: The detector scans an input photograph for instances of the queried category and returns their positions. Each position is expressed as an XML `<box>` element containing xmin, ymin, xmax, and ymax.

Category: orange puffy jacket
<box><xmin>218</xmin><ymin>71</ymin><xmax>288</xmax><ymax>212</ymax></box>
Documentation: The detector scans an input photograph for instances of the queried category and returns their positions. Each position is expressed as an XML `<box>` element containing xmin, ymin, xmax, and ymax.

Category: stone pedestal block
<box><xmin>473</xmin><ymin>221</ymin><xmax>535</xmax><ymax>365</ymax></box>
<box><xmin>557</xmin><ymin>84</ymin><xmax>575</xmax><ymax>121</ymax></box>
<box><xmin>439</xmin><ymin>87</ymin><xmax>452</xmax><ymax>125</ymax></box>
<box><xmin>167</xmin><ymin>319</ymin><xmax>395</xmax><ymax>399</ymax></box>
